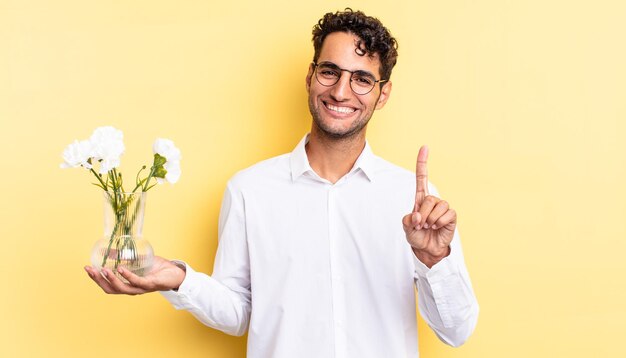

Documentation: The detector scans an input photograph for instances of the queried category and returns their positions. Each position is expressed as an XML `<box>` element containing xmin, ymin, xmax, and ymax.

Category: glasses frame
<box><xmin>312</xmin><ymin>61</ymin><xmax>388</xmax><ymax>95</ymax></box>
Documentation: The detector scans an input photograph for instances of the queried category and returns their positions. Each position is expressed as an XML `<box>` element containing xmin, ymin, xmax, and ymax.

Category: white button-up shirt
<box><xmin>161</xmin><ymin>135</ymin><xmax>479</xmax><ymax>358</ymax></box>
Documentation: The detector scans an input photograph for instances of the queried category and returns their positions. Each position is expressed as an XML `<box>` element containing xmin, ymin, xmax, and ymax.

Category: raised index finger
<box><xmin>415</xmin><ymin>145</ymin><xmax>429</xmax><ymax>210</ymax></box>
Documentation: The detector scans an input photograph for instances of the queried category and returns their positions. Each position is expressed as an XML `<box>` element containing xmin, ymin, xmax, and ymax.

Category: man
<box><xmin>85</xmin><ymin>9</ymin><xmax>479</xmax><ymax>357</ymax></box>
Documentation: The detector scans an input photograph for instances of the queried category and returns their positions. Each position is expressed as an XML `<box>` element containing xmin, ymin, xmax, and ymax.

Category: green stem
<box><xmin>132</xmin><ymin>165</ymin><xmax>151</xmax><ymax>193</ymax></box>
<box><xmin>89</xmin><ymin>168</ymin><xmax>108</xmax><ymax>191</ymax></box>
<box><xmin>115</xmin><ymin>235</ymin><xmax>121</xmax><ymax>270</ymax></box>
<box><xmin>101</xmin><ymin>193</ymin><xmax>143</xmax><ymax>270</ymax></box>
<box><xmin>100</xmin><ymin>167</ymin><xmax>141</xmax><ymax>270</ymax></box>
<box><xmin>132</xmin><ymin>182</ymin><xmax>143</xmax><ymax>193</ymax></box>
<box><xmin>142</xmin><ymin>166</ymin><xmax>157</xmax><ymax>192</ymax></box>
<box><xmin>101</xmin><ymin>219</ymin><xmax>120</xmax><ymax>268</ymax></box>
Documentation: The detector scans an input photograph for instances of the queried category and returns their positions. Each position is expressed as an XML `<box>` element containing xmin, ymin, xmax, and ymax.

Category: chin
<box><xmin>309</xmin><ymin>98</ymin><xmax>370</xmax><ymax>139</ymax></box>
<box><xmin>314</xmin><ymin>118</ymin><xmax>368</xmax><ymax>140</ymax></box>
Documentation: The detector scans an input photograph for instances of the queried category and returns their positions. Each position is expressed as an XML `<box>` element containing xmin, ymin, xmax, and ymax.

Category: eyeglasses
<box><xmin>312</xmin><ymin>61</ymin><xmax>388</xmax><ymax>95</ymax></box>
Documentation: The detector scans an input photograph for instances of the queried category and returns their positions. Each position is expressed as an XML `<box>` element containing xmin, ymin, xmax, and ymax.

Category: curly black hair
<box><xmin>312</xmin><ymin>8</ymin><xmax>398</xmax><ymax>81</ymax></box>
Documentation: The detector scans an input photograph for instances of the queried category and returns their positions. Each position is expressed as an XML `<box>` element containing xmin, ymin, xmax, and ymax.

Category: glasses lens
<box><xmin>314</xmin><ymin>63</ymin><xmax>379</xmax><ymax>95</ymax></box>
<box><xmin>350</xmin><ymin>72</ymin><xmax>376</xmax><ymax>95</ymax></box>
<box><xmin>315</xmin><ymin>64</ymin><xmax>340</xmax><ymax>87</ymax></box>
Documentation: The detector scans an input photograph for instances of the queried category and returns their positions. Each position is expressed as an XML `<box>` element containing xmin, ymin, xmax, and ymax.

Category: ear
<box><xmin>305</xmin><ymin>64</ymin><xmax>314</xmax><ymax>93</ymax></box>
<box><xmin>375</xmin><ymin>81</ymin><xmax>392</xmax><ymax>110</ymax></box>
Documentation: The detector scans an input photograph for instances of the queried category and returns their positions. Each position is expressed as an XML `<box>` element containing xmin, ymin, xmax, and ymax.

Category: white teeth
<box><xmin>326</xmin><ymin>103</ymin><xmax>355</xmax><ymax>114</ymax></box>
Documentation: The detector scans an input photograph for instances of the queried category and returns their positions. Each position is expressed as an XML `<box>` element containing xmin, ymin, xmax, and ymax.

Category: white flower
<box><xmin>60</xmin><ymin>139</ymin><xmax>94</xmax><ymax>169</ymax></box>
<box><xmin>162</xmin><ymin>160</ymin><xmax>181</xmax><ymax>184</ymax></box>
<box><xmin>153</xmin><ymin>138</ymin><xmax>182</xmax><ymax>184</ymax></box>
<box><xmin>153</xmin><ymin>138</ymin><xmax>181</xmax><ymax>161</ymax></box>
<box><xmin>90</xmin><ymin>126</ymin><xmax>125</xmax><ymax>174</ymax></box>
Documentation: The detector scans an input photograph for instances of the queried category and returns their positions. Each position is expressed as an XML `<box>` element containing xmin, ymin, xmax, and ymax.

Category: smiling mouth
<box><xmin>324</xmin><ymin>101</ymin><xmax>356</xmax><ymax>114</ymax></box>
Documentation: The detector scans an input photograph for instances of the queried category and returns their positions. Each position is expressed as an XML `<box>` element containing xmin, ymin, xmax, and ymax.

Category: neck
<box><xmin>305</xmin><ymin>126</ymin><xmax>367</xmax><ymax>184</ymax></box>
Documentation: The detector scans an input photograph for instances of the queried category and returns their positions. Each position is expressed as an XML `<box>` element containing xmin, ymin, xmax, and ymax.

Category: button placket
<box><xmin>327</xmin><ymin>186</ymin><xmax>348</xmax><ymax>357</ymax></box>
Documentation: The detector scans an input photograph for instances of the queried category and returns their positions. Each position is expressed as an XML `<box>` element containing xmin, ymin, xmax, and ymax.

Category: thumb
<box><xmin>402</xmin><ymin>211</ymin><xmax>422</xmax><ymax>231</ymax></box>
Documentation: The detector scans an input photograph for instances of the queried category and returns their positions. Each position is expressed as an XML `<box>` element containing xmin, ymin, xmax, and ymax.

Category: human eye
<box><xmin>353</xmin><ymin>73</ymin><xmax>375</xmax><ymax>87</ymax></box>
<box><xmin>319</xmin><ymin>66</ymin><xmax>340</xmax><ymax>79</ymax></box>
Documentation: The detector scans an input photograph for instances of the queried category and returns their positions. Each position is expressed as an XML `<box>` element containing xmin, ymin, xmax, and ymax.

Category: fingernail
<box><xmin>432</xmin><ymin>225</ymin><xmax>437</xmax><ymax>230</ymax></box>
<box><xmin>102</xmin><ymin>270</ymin><xmax>108</xmax><ymax>277</ymax></box>
<box><xmin>424</xmin><ymin>223</ymin><xmax>429</xmax><ymax>229</ymax></box>
<box><xmin>118</xmin><ymin>267</ymin><xmax>124</xmax><ymax>274</ymax></box>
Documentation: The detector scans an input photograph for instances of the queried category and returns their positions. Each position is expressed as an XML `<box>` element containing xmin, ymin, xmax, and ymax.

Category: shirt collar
<box><xmin>290</xmin><ymin>134</ymin><xmax>377</xmax><ymax>182</ymax></box>
<box><xmin>290</xmin><ymin>135</ymin><xmax>313</xmax><ymax>181</ymax></box>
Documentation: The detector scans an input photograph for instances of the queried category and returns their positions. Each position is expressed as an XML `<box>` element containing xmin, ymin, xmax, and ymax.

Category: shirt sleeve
<box><xmin>160</xmin><ymin>182</ymin><xmax>252</xmax><ymax>336</ymax></box>
<box><xmin>413</xmin><ymin>227</ymin><xmax>479</xmax><ymax>347</ymax></box>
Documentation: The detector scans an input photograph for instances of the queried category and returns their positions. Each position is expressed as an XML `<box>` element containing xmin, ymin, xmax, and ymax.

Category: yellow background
<box><xmin>1</xmin><ymin>0</ymin><xmax>625</xmax><ymax>357</ymax></box>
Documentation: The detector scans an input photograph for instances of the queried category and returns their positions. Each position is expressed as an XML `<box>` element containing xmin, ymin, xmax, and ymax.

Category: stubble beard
<box><xmin>308</xmin><ymin>96</ymin><xmax>373</xmax><ymax>140</ymax></box>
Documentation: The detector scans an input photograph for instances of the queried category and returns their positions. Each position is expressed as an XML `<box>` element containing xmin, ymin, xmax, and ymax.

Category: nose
<box><xmin>329</xmin><ymin>71</ymin><xmax>352</xmax><ymax>101</ymax></box>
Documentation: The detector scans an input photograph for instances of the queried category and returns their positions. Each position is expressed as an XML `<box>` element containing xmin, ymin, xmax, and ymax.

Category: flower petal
<box><xmin>60</xmin><ymin>139</ymin><xmax>94</xmax><ymax>170</ymax></box>
<box><xmin>90</xmin><ymin>126</ymin><xmax>124</xmax><ymax>173</ymax></box>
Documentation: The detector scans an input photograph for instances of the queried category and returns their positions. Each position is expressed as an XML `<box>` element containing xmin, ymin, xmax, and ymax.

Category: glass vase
<box><xmin>90</xmin><ymin>191</ymin><xmax>154</xmax><ymax>281</ymax></box>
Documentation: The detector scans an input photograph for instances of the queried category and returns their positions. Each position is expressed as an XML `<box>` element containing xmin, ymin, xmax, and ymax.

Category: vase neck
<box><xmin>103</xmin><ymin>192</ymin><xmax>146</xmax><ymax>237</ymax></box>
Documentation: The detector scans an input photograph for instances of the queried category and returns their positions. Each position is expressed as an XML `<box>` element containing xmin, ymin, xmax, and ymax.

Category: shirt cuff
<box><xmin>412</xmin><ymin>246</ymin><xmax>459</xmax><ymax>280</ymax></box>
<box><xmin>159</xmin><ymin>261</ymin><xmax>198</xmax><ymax>310</ymax></box>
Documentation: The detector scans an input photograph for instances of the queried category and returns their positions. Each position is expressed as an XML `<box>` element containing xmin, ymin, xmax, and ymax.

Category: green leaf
<box><xmin>153</xmin><ymin>153</ymin><xmax>167</xmax><ymax>167</ymax></box>
<box><xmin>153</xmin><ymin>166</ymin><xmax>167</xmax><ymax>179</ymax></box>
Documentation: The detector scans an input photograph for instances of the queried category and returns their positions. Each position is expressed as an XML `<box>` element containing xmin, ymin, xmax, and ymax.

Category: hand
<box><xmin>402</xmin><ymin>146</ymin><xmax>456</xmax><ymax>268</ymax></box>
<box><xmin>84</xmin><ymin>256</ymin><xmax>186</xmax><ymax>295</ymax></box>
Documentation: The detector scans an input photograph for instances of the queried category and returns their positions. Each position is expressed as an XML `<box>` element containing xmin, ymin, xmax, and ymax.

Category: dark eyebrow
<box><xmin>318</xmin><ymin>61</ymin><xmax>377</xmax><ymax>79</ymax></box>
<box><xmin>353</xmin><ymin>70</ymin><xmax>376</xmax><ymax>79</ymax></box>
<box><xmin>318</xmin><ymin>61</ymin><xmax>341</xmax><ymax>70</ymax></box>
